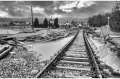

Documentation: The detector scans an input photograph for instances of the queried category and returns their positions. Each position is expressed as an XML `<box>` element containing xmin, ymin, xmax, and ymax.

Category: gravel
<box><xmin>0</xmin><ymin>46</ymin><xmax>46</xmax><ymax>78</ymax></box>
<box><xmin>41</xmin><ymin>68</ymin><xmax>91</xmax><ymax>78</ymax></box>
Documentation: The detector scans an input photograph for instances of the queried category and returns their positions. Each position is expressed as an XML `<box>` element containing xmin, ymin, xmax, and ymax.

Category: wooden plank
<box><xmin>63</xmin><ymin>56</ymin><xmax>89</xmax><ymax>60</ymax></box>
<box><xmin>59</xmin><ymin>60</ymin><xmax>90</xmax><ymax>65</ymax></box>
<box><xmin>56</xmin><ymin>66</ymin><xmax>91</xmax><ymax>71</ymax></box>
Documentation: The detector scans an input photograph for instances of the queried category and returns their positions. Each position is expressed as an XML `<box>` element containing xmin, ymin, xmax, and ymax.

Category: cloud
<box><xmin>0</xmin><ymin>1</ymin><xmax>30</xmax><ymax>17</ymax></box>
<box><xmin>33</xmin><ymin>7</ymin><xmax>44</xmax><ymax>13</ymax></box>
<box><xmin>59</xmin><ymin>1</ymin><xmax>95</xmax><ymax>13</ymax></box>
<box><xmin>63</xmin><ymin>1</ymin><xmax>114</xmax><ymax>18</ymax></box>
<box><xmin>0</xmin><ymin>10</ymin><xmax>9</xmax><ymax>17</ymax></box>
<box><xmin>24</xmin><ymin>1</ymin><xmax>54</xmax><ymax>8</ymax></box>
<box><xmin>52</xmin><ymin>13</ymin><xmax>62</xmax><ymax>18</ymax></box>
<box><xmin>0</xmin><ymin>1</ymin><xmax>115</xmax><ymax>18</ymax></box>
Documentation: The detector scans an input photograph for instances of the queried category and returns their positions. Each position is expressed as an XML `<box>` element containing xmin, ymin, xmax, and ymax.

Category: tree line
<box><xmin>88</xmin><ymin>13</ymin><xmax>109</xmax><ymax>27</ymax></box>
<box><xmin>109</xmin><ymin>2</ymin><xmax>120</xmax><ymax>32</ymax></box>
<box><xmin>88</xmin><ymin>1</ymin><xmax>120</xmax><ymax>32</ymax></box>
<box><xmin>33</xmin><ymin>18</ymin><xmax>59</xmax><ymax>28</ymax></box>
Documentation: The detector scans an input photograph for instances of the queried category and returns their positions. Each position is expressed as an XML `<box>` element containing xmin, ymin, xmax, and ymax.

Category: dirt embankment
<box><xmin>16</xmin><ymin>29</ymin><xmax>77</xmax><ymax>43</ymax></box>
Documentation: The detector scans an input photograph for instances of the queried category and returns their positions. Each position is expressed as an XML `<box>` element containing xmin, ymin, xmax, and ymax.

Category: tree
<box><xmin>71</xmin><ymin>20</ymin><xmax>75</xmax><ymax>24</ymax></box>
<box><xmin>97</xmin><ymin>14</ymin><xmax>107</xmax><ymax>27</ymax></box>
<box><xmin>43</xmin><ymin>18</ymin><xmax>48</xmax><ymax>28</ymax></box>
<box><xmin>109</xmin><ymin>1</ymin><xmax>120</xmax><ymax>32</ymax></box>
<box><xmin>39</xmin><ymin>23</ymin><xmax>43</xmax><ymax>28</ymax></box>
<box><xmin>88</xmin><ymin>14</ymin><xmax>108</xmax><ymax>27</ymax></box>
<box><xmin>9</xmin><ymin>21</ymin><xmax>14</xmax><ymax>26</ymax></box>
<box><xmin>54</xmin><ymin>18</ymin><xmax>59</xmax><ymax>28</ymax></box>
<box><xmin>105</xmin><ymin>13</ymin><xmax>111</xmax><ymax>18</ymax></box>
<box><xmin>33</xmin><ymin>18</ymin><xmax>39</xmax><ymax>28</ymax></box>
<box><xmin>88</xmin><ymin>16</ymin><xmax>96</xmax><ymax>27</ymax></box>
<box><xmin>71</xmin><ymin>20</ymin><xmax>76</xmax><ymax>27</ymax></box>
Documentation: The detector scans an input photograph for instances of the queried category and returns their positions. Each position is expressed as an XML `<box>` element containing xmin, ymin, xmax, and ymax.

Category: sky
<box><xmin>0</xmin><ymin>1</ymin><xmax>115</xmax><ymax>19</ymax></box>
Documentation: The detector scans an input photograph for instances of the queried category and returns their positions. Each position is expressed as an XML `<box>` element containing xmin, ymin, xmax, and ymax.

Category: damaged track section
<box><xmin>34</xmin><ymin>30</ymin><xmax>103</xmax><ymax>78</ymax></box>
<box><xmin>0</xmin><ymin>45</ymin><xmax>14</xmax><ymax>60</ymax></box>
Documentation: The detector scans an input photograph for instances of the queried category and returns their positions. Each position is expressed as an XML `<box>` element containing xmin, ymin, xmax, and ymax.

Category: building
<box><xmin>9</xmin><ymin>21</ymin><xmax>31</xmax><ymax>26</ymax></box>
<box><xmin>48</xmin><ymin>16</ymin><xmax>55</xmax><ymax>29</ymax></box>
<box><xmin>60</xmin><ymin>21</ymin><xmax>71</xmax><ymax>29</ymax></box>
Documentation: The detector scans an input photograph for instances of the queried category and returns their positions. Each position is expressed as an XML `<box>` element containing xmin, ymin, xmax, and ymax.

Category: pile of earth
<box><xmin>21</xmin><ymin>31</ymin><xmax>70</xmax><ymax>43</ymax></box>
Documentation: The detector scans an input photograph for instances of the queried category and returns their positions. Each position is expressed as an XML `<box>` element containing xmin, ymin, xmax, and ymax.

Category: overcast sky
<box><xmin>0</xmin><ymin>1</ymin><xmax>115</xmax><ymax>18</ymax></box>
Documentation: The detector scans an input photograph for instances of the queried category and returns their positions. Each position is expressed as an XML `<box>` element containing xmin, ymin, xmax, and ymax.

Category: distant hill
<box><xmin>0</xmin><ymin>17</ymin><xmax>87</xmax><ymax>24</ymax></box>
<box><xmin>0</xmin><ymin>18</ymin><xmax>12</xmax><ymax>22</ymax></box>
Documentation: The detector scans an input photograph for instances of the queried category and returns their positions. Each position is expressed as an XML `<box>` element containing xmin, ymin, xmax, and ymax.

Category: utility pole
<box><xmin>107</xmin><ymin>17</ymin><xmax>110</xmax><ymax>36</ymax></box>
<box><xmin>31</xmin><ymin>6</ymin><xmax>34</xmax><ymax>32</ymax></box>
<box><xmin>108</xmin><ymin>17</ymin><xmax>110</xmax><ymax>26</ymax></box>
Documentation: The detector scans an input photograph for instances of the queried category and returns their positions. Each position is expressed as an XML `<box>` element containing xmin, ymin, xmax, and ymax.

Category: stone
<box><xmin>31</xmin><ymin>69</ymin><xmax>38</xmax><ymax>74</ymax></box>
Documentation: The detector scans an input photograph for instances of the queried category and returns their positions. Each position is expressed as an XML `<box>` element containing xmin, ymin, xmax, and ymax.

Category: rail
<box><xmin>83</xmin><ymin>30</ymin><xmax>103</xmax><ymax>78</ymax></box>
<box><xmin>34</xmin><ymin>30</ymin><xmax>80</xmax><ymax>78</ymax></box>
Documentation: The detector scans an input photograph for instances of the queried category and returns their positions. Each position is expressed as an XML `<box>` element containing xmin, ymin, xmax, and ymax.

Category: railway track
<box><xmin>34</xmin><ymin>30</ymin><xmax>103</xmax><ymax>78</ymax></box>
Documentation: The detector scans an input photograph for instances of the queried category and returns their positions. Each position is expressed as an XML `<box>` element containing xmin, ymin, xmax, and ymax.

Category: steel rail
<box><xmin>83</xmin><ymin>30</ymin><xmax>103</xmax><ymax>78</ymax></box>
<box><xmin>34</xmin><ymin>30</ymin><xmax>80</xmax><ymax>78</ymax></box>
